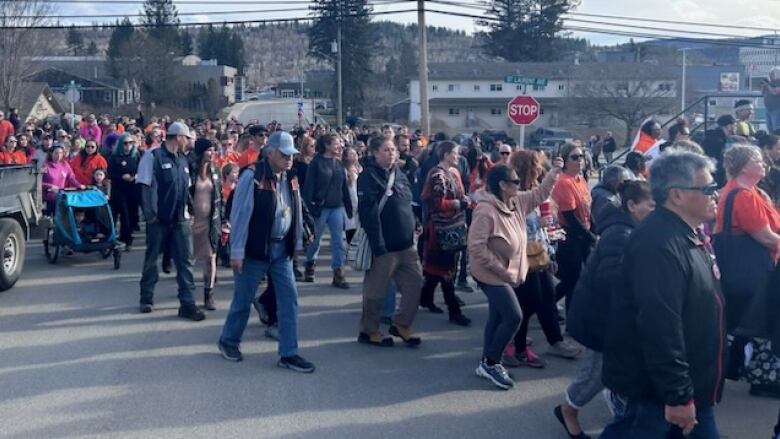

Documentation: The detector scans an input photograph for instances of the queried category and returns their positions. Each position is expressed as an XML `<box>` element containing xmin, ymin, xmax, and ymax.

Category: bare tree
<box><xmin>0</xmin><ymin>0</ymin><xmax>55</xmax><ymax>110</ymax></box>
<box><xmin>568</xmin><ymin>75</ymin><xmax>676</xmax><ymax>147</ymax></box>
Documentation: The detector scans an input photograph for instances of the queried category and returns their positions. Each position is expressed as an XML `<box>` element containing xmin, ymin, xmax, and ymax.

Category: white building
<box><xmin>176</xmin><ymin>55</ymin><xmax>240</xmax><ymax>107</ymax></box>
<box><xmin>409</xmin><ymin>62</ymin><xmax>679</xmax><ymax>138</ymax></box>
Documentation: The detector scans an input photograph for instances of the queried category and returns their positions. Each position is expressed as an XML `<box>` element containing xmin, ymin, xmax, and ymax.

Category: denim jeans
<box><xmin>220</xmin><ymin>242</ymin><xmax>299</xmax><ymax>357</ymax></box>
<box><xmin>566</xmin><ymin>349</ymin><xmax>603</xmax><ymax>409</ymax></box>
<box><xmin>382</xmin><ymin>280</ymin><xmax>397</xmax><ymax>319</ymax></box>
<box><xmin>599</xmin><ymin>395</ymin><xmax>720</xmax><ymax>439</ymax></box>
<box><xmin>139</xmin><ymin>221</ymin><xmax>196</xmax><ymax>306</ymax></box>
<box><xmin>305</xmin><ymin>207</ymin><xmax>345</xmax><ymax>270</ymax></box>
<box><xmin>767</xmin><ymin>108</ymin><xmax>780</xmax><ymax>134</ymax></box>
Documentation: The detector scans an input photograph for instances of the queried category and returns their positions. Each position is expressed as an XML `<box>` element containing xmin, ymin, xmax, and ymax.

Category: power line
<box><xmin>1</xmin><ymin>8</ymin><xmax>418</xmax><ymax>29</ymax></box>
<box><xmin>425</xmin><ymin>9</ymin><xmax>780</xmax><ymax>50</ymax></box>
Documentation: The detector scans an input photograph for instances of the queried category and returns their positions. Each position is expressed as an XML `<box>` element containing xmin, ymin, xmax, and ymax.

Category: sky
<box><xmin>57</xmin><ymin>0</ymin><xmax>780</xmax><ymax>46</ymax></box>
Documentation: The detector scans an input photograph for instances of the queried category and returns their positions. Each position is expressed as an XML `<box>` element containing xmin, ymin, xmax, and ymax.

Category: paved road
<box><xmin>226</xmin><ymin>100</ymin><xmax>314</xmax><ymax>127</ymax></box>
<box><xmin>0</xmin><ymin>238</ymin><xmax>776</xmax><ymax>438</ymax></box>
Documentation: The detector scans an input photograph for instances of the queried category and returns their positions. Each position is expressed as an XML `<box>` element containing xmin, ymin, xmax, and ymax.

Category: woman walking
<box><xmin>469</xmin><ymin>159</ymin><xmax>562</xmax><ymax>389</ymax></box>
<box><xmin>302</xmin><ymin>134</ymin><xmax>353</xmax><ymax>288</ymax></box>
<box><xmin>190</xmin><ymin>138</ymin><xmax>223</xmax><ymax>311</ymax></box>
<box><xmin>420</xmin><ymin>140</ymin><xmax>471</xmax><ymax>327</ymax></box>
<box><xmin>343</xmin><ymin>146</ymin><xmax>361</xmax><ymax>244</ymax></box>
<box><xmin>556</xmin><ymin>181</ymin><xmax>655</xmax><ymax>439</ymax></box>
<box><xmin>108</xmin><ymin>133</ymin><xmax>140</xmax><ymax>249</ymax></box>
<box><xmin>505</xmin><ymin>150</ymin><xmax>581</xmax><ymax>370</ymax></box>
<box><xmin>70</xmin><ymin>139</ymin><xmax>108</xmax><ymax>185</ymax></box>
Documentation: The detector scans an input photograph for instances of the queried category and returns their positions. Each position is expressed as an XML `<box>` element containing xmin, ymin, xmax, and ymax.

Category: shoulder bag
<box><xmin>712</xmin><ymin>188</ymin><xmax>774</xmax><ymax>298</ymax></box>
<box><xmin>347</xmin><ymin>170</ymin><xmax>396</xmax><ymax>271</ymax></box>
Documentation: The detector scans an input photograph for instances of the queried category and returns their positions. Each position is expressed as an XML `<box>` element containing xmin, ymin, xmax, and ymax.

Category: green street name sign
<box><xmin>504</xmin><ymin>76</ymin><xmax>548</xmax><ymax>86</ymax></box>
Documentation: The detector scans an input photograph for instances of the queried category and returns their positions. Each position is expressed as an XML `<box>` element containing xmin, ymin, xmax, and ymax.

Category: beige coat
<box><xmin>467</xmin><ymin>171</ymin><xmax>557</xmax><ymax>287</ymax></box>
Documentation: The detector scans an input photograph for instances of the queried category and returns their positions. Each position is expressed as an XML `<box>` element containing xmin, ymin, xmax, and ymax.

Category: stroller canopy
<box><xmin>60</xmin><ymin>190</ymin><xmax>108</xmax><ymax>208</ymax></box>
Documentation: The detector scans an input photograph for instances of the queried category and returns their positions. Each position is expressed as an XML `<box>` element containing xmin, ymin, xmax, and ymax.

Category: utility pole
<box><xmin>680</xmin><ymin>48</ymin><xmax>687</xmax><ymax>113</ymax></box>
<box><xmin>336</xmin><ymin>23</ymin><xmax>343</xmax><ymax>128</ymax></box>
<box><xmin>417</xmin><ymin>0</ymin><xmax>430</xmax><ymax>136</ymax></box>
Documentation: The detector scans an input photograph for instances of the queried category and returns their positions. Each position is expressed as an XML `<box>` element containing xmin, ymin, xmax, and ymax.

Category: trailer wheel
<box><xmin>0</xmin><ymin>219</ymin><xmax>25</xmax><ymax>291</ymax></box>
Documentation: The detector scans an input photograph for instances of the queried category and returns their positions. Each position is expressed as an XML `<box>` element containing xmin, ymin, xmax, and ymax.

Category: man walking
<box><xmin>218</xmin><ymin>132</ymin><xmax>315</xmax><ymax>373</ymax></box>
<box><xmin>137</xmin><ymin>121</ymin><xmax>205</xmax><ymax>321</ymax></box>
<box><xmin>601</xmin><ymin>150</ymin><xmax>725</xmax><ymax>439</ymax></box>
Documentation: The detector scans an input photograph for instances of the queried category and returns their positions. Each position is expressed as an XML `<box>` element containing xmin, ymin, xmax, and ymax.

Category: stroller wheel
<box><xmin>113</xmin><ymin>248</ymin><xmax>121</xmax><ymax>270</ymax></box>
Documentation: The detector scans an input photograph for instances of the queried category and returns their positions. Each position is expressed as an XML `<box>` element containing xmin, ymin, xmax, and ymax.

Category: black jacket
<box><xmin>357</xmin><ymin>158</ymin><xmax>416</xmax><ymax>257</ymax></box>
<box><xmin>568</xmin><ymin>205</ymin><xmax>635</xmax><ymax>352</ymax></box>
<box><xmin>108</xmin><ymin>152</ymin><xmax>139</xmax><ymax>202</ymax></box>
<box><xmin>189</xmin><ymin>164</ymin><xmax>223</xmax><ymax>253</ymax></box>
<box><xmin>602</xmin><ymin>207</ymin><xmax>726</xmax><ymax>408</ymax></box>
<box><xmin>302</xmin><ymin>153</ymin><xmax>353</xmax><ymax>218</ymax></box>
<box><xmin>602</xmin><ymin>137</ymin><xmax>617</xmax><ymax>153</ymax></box>
<box><xmin>590</xmin><ymin>183</ymin><xmax>620</xmax><ymax>234</ymax></box>
<box><xmin>703</xmin><ymin>128</ymin><xmax>728</xmax><ymax>187</ymax></box>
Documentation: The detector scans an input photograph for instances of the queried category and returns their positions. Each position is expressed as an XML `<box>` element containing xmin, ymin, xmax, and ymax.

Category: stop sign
<box><xmin>507</xmin><ymin>96</ymin><xmax>540</xmax><ymax>125</ymax></box>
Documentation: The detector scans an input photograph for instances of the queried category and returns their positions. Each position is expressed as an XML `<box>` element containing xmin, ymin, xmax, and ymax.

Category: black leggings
<box><xmin>555</xmin><ymin>234</ymin><xmax>591</xmax><ymax>313</ymax></box>
<box><xmin>420</xmin><ymin>273</ymin><xmax>462</xmax><ymax>317</ymax></box>
<box><xmin>513</xmin><ymin>270</ymin><xmax>564</xmax><ymax>352</ymax></box>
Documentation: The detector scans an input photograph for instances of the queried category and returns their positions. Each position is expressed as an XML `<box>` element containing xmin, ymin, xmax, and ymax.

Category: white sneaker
<box><xmin>548</xmin><ymin>341</ymin><xmax>583</xmax><ymax>359</ymax></box>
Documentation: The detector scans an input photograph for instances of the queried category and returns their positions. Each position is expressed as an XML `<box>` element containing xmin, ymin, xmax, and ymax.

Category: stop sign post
<box><xmin>507</xmin><ymin>96</ymin><xmax>541</xmax><ymax>146</ymax></box>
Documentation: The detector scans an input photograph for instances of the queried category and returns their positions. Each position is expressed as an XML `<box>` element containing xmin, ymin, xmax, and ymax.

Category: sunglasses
<box><xmin>569</xmin><ymin>154</ymin><xmax>584</xmax><ymax>161</ymax></box>
<box><xmin>672</xmin><ymin>184</ymin><xmax>719</xmax><ymax>196</ymax></box>
<box><xmin>500</xmin><ymin>152</ymin><xmax>511</xmax><ymax>156</ymax></box>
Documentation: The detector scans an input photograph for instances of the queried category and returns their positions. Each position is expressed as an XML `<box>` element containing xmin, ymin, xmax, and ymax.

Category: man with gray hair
<box><xmin>590</xmin><ymin>165</ymin><xmax>630</xmax><ymax>233</ymax></box>
<box><xmin>601</xmin><ymin>151</ymin><xmax>725</xmax><ymax>439</ymax></box>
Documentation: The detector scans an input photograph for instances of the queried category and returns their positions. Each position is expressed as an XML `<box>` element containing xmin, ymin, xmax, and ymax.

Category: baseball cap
<box><xmin>167</xmin><ymin>121</ymin><xmax>196</xmax><ymax>139</ymax></box>
<box><xmin>265</xmin><ymin>132</ymin><xmax>298</xmax><ymax>156</ymax></box>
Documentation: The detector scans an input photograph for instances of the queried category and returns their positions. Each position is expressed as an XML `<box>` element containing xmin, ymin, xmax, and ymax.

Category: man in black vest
<box><xmin>138</xmin><ymin>121</ymin><xmax>205</xmax><ymax>321</ymax></box>
<box><xmin>218</xmin><ymin>132</ymin><xmax>315</xmax><ymax>373</ymax></box>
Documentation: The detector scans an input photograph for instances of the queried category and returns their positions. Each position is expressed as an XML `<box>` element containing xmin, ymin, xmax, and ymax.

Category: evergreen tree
<box><xmin>141</xmin><ymin>0</ymin><xmax>181</xmax><ymax>49</ymax></box>
<box><xmin>197</xmin><ymin>25</ymin><xmax>246</xmax><ymax>74</ymax></box>
<box><xmin>106</xmin><ymin>18</ymin><xmax>135</xmax><ymax>77</ymax></box>
<box><xmin>180</xmin><ymin>30</ymin><xmax>194</xmax><ymax>55</ymax></box>
<box><xmin>66</xmin><ymin>26</ymin><xmax>84</xmax><ymax>56</ymax></box>
<box><xmin>86</xmin><ymin>40</ymin><xmax>99</xmax><ymax>55</ymax></box>
<box><xmin>309</xmin><ymin>0</ymin><xmax>374</xmax><ymax>115</ymax></box>
<box><xmin>139</xmin><ymin>0</ymin><xmax>183</xmax><ymax>104</ymax></box>
<box><xmin>480</xmin><ymin>0</ymin><xmax>580</xmax><ymax>62</ymax></box>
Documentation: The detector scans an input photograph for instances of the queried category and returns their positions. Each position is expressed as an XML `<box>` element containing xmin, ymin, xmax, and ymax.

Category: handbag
<box><xmin>347</xmin><ymin>171</ymin><xmax>396</xmax><ymax>271</ymax></box>
<box><xmin>526</xmin><ymin>240</ymin><xmax>550</xmax><ymax>272</ymax></box>
<box><xmin>433</xmin><ymin>210</ymin><xmax>467</xmax><ymax>253</ymax></box>
<box><xmin>712</xmin><ymin>188</ymin><xmax>774</xmax><ymax>298</ymax></box>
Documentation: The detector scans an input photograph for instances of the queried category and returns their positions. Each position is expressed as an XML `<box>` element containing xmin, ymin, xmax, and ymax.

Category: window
<box><xmin>104</xmin><ymin>90</ymin><xmax>112</xmax><ymax>102</ymax></box>
<box><xmin>657</xmin><ymin>83</ymin><xmax>673</xmax><ymax>92</ymax></box>
<box><xmin>474</xmin><ymin>84</ymin><xmax>480</xmax><ymax>91</ymax></box>
<box><xmin>432</xmin><ymin>85</ymin><xmax>439</xmax><ymax>92</ymax></box>
<box><xmin>490</xmin><ymin>108</ymin><xmax>503</xmax><ymax>116</ymax></box>
<box><xmin>516</xmin><ymin>85</ymin><xmax>523</xmax><ymax>91</ymax></box>
<box><xmin>118</xmin><ymin>91</ymin><xmax>124</xmax><ymax>104</ymax></box>
<box><xmin>448</xmin><ymin>108</ymin><xmax>460</xmax><ymax>116</ymax></box>
<box><xmin>533</xmin><ymin>84</ymin><xmax>547</xmax><ymax>91</ymax></box>
<box><xmin>490</xmin><ymin>84</ymin><xmax>503</xmax><ymax>92</ymax></box>
<box><xmin>558</xmin><ymin>84</ymin><xmax>565</xmax><ymax>91</ymax></box>
<box><xmin>447</xmin><ymin>84</ymin><xmax>460</xmax><ymax>92</ymax></box>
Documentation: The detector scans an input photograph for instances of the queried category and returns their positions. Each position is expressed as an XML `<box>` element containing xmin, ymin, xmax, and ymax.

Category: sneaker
<box><xmin>253</xmin><ymin>296</ymin><xmax>270</xmax><ymax>326</ymax></box>
<box><xmin>502</xmin><ymin>344</ymin><xmax>519</xmax><ymax>367</ymax></box>
<box><xmin>278</xmin><ymin>355</ymin><xmax>315</xmax><ymax>373</ymax></box>
<box><xmin>264</xmin><ymin>324</ymin><xmax>279</xmax><ymax>340</ymax></box>
<box><xmin>139</xmin><ymin>303</ymin><xmax>153</xmax><ymax>313</ymax></box>
<box><xmin>548</xmin><ymin>341</ymin><xmax>583</xmax><ymax>359</ymax></box>
<box><xmin>516</xmin><ymin>347</ymin><xmax>547</xmax><ymax>368</ymax></box>
<box><xmin>455</xmin><ymin>281</ymin><xmax>474</xmax><ymax>293</ymax></box>
<box><xmin>218</xmin><ymin>341</ymin><xmax>243</xmax><ymax>362</ymax></box>
<box><xmin>449</xmin><ymin>314</ymin><xmax>472</xmax><ymax>327</ymax></box>
<box><xmin>357</xmin><ymin>331</ymin><xmax>394</xmax><ymax>347</ymax></box>
<box><xmin>476</xmin><ymin>360</ymin><xmax>514</xmax><ymax>390</ymax></box>
<box><xmin>178</xmin><ymin>303</ymin><xmax>206</xmax><ymax>321</ymax></box>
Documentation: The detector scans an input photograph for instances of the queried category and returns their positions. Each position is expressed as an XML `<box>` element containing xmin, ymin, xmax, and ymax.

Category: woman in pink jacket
<box><xmin>42</xmin><ymin>144</ymin><xmax>83</xmax><ymax>213</ymax></box>
<box><xmin>468</xmin><ymin>158</ymin><xmax>562</xmax><ymax>390</ymax></box>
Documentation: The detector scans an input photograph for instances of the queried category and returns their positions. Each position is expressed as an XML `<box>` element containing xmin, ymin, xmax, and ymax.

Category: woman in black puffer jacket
<box><xmin>553</xmin><ymin>181</ymin><xmax>655</xmax><ymax>439</ymax></box>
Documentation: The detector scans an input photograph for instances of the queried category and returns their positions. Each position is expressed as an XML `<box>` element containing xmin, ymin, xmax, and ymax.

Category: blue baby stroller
<box><xmin>43</xmin><ymin>188</ymin><xmax>121</xmax><ymax>269</ymax></box>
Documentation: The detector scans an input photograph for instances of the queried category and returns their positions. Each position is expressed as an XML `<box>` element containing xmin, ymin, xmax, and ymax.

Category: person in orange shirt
<box><xmin>0</xmin><ymin>135</ymin><xmax>18</xmax><ymax>164</ymax></box>
<box><xmin>70</xmin><ymin>140</ymin><xmax>108</xmax><ymax>185</ymax></box>
<box><xmin>236</xmin><ymin>125</ymin><xmax>268</xmax><ymax>168</ymax></box>
<box><xmin>215</xmin><ymin>135</ymin><xmax>240</xmax><ymax>170</ymax></box>
<box><xmin>551</xmin><ymin>142</ymin><xmax>596</xmax><ymax>316</ymax></box>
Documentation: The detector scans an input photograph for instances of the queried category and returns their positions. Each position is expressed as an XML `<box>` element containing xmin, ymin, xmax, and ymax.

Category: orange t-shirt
<box><xmin>10</xmin><ymin>150</ymin><xmax>27</xmax><ymax>164</ymax></box>
<box><xmin>716</xmin><ymin>181</ymin><xmax>780</xmax><ymax>258</ymax></box>
<box><xmin>236</xmin><ymin>149</ymin><xmax>259</xmax><ymax>169</ymax></box>
<box><xmin>552</xmin><ymin>172</ymin><xmax>592</xmax><ymax>229</ymax></box>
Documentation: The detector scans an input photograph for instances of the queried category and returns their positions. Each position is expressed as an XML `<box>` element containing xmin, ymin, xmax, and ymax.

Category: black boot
<box><xmin>204</xmin><ymin>288</ymin><xmax>216</xmax><ymax>311</ymax></box>
<box><xmin>304</xmin><ymin>262</ymin><xmax>315</xmax><ymax>283</ymax></box>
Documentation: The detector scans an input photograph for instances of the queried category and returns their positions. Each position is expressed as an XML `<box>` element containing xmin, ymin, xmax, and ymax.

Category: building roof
<box><xmin>425</xmin><ymin>62</ymin><xmax>679</xmax><ymax>81</ymax></box>
<box><xmin>17</xmin><ymin>82</ymin><xmax>64</xmax><ymax>118</ymax></box>
<box><xmin>26</xmin><ymin>68</ymin><xmax>132</xmax><ymax>90</ymax></box>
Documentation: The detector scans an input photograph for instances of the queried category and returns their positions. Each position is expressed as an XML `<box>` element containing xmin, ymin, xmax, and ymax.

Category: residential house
<box><xmin>25</xmin><ymin>68</ymin><xmax>140</xmax><ymax>109</ymax></box>
<box><xmin>15</xmin><ymin>82</ymin><xmax>64</xmax><ymax>123</ymax></box>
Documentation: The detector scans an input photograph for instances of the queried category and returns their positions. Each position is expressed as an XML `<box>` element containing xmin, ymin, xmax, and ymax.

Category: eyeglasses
<box><xmin>672</xmin><ymin>184</ymin><xmax>719</xmax><ymax>196</ymax></box>
<box><xmin>569</xmin><ymin>154</ymin><xmax>584</xmax><ymax>161</ymax></box>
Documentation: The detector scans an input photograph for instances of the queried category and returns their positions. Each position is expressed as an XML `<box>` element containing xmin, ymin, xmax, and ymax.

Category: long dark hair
<box><xmin>79</xmin><ymin>140</ymin><xmax>98</xmax><ymax>168</ymax></box>
<box><xmin>486</xmin><ymin>164</ymin><xmax>513</xmax><ymax>201</ymax></box>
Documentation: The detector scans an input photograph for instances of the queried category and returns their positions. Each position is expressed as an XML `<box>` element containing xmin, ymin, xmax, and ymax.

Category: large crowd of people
<box><xmin>6</xmin><ymin>101</ymin><xmax>780</xmax><ymax>438</ymax></box>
